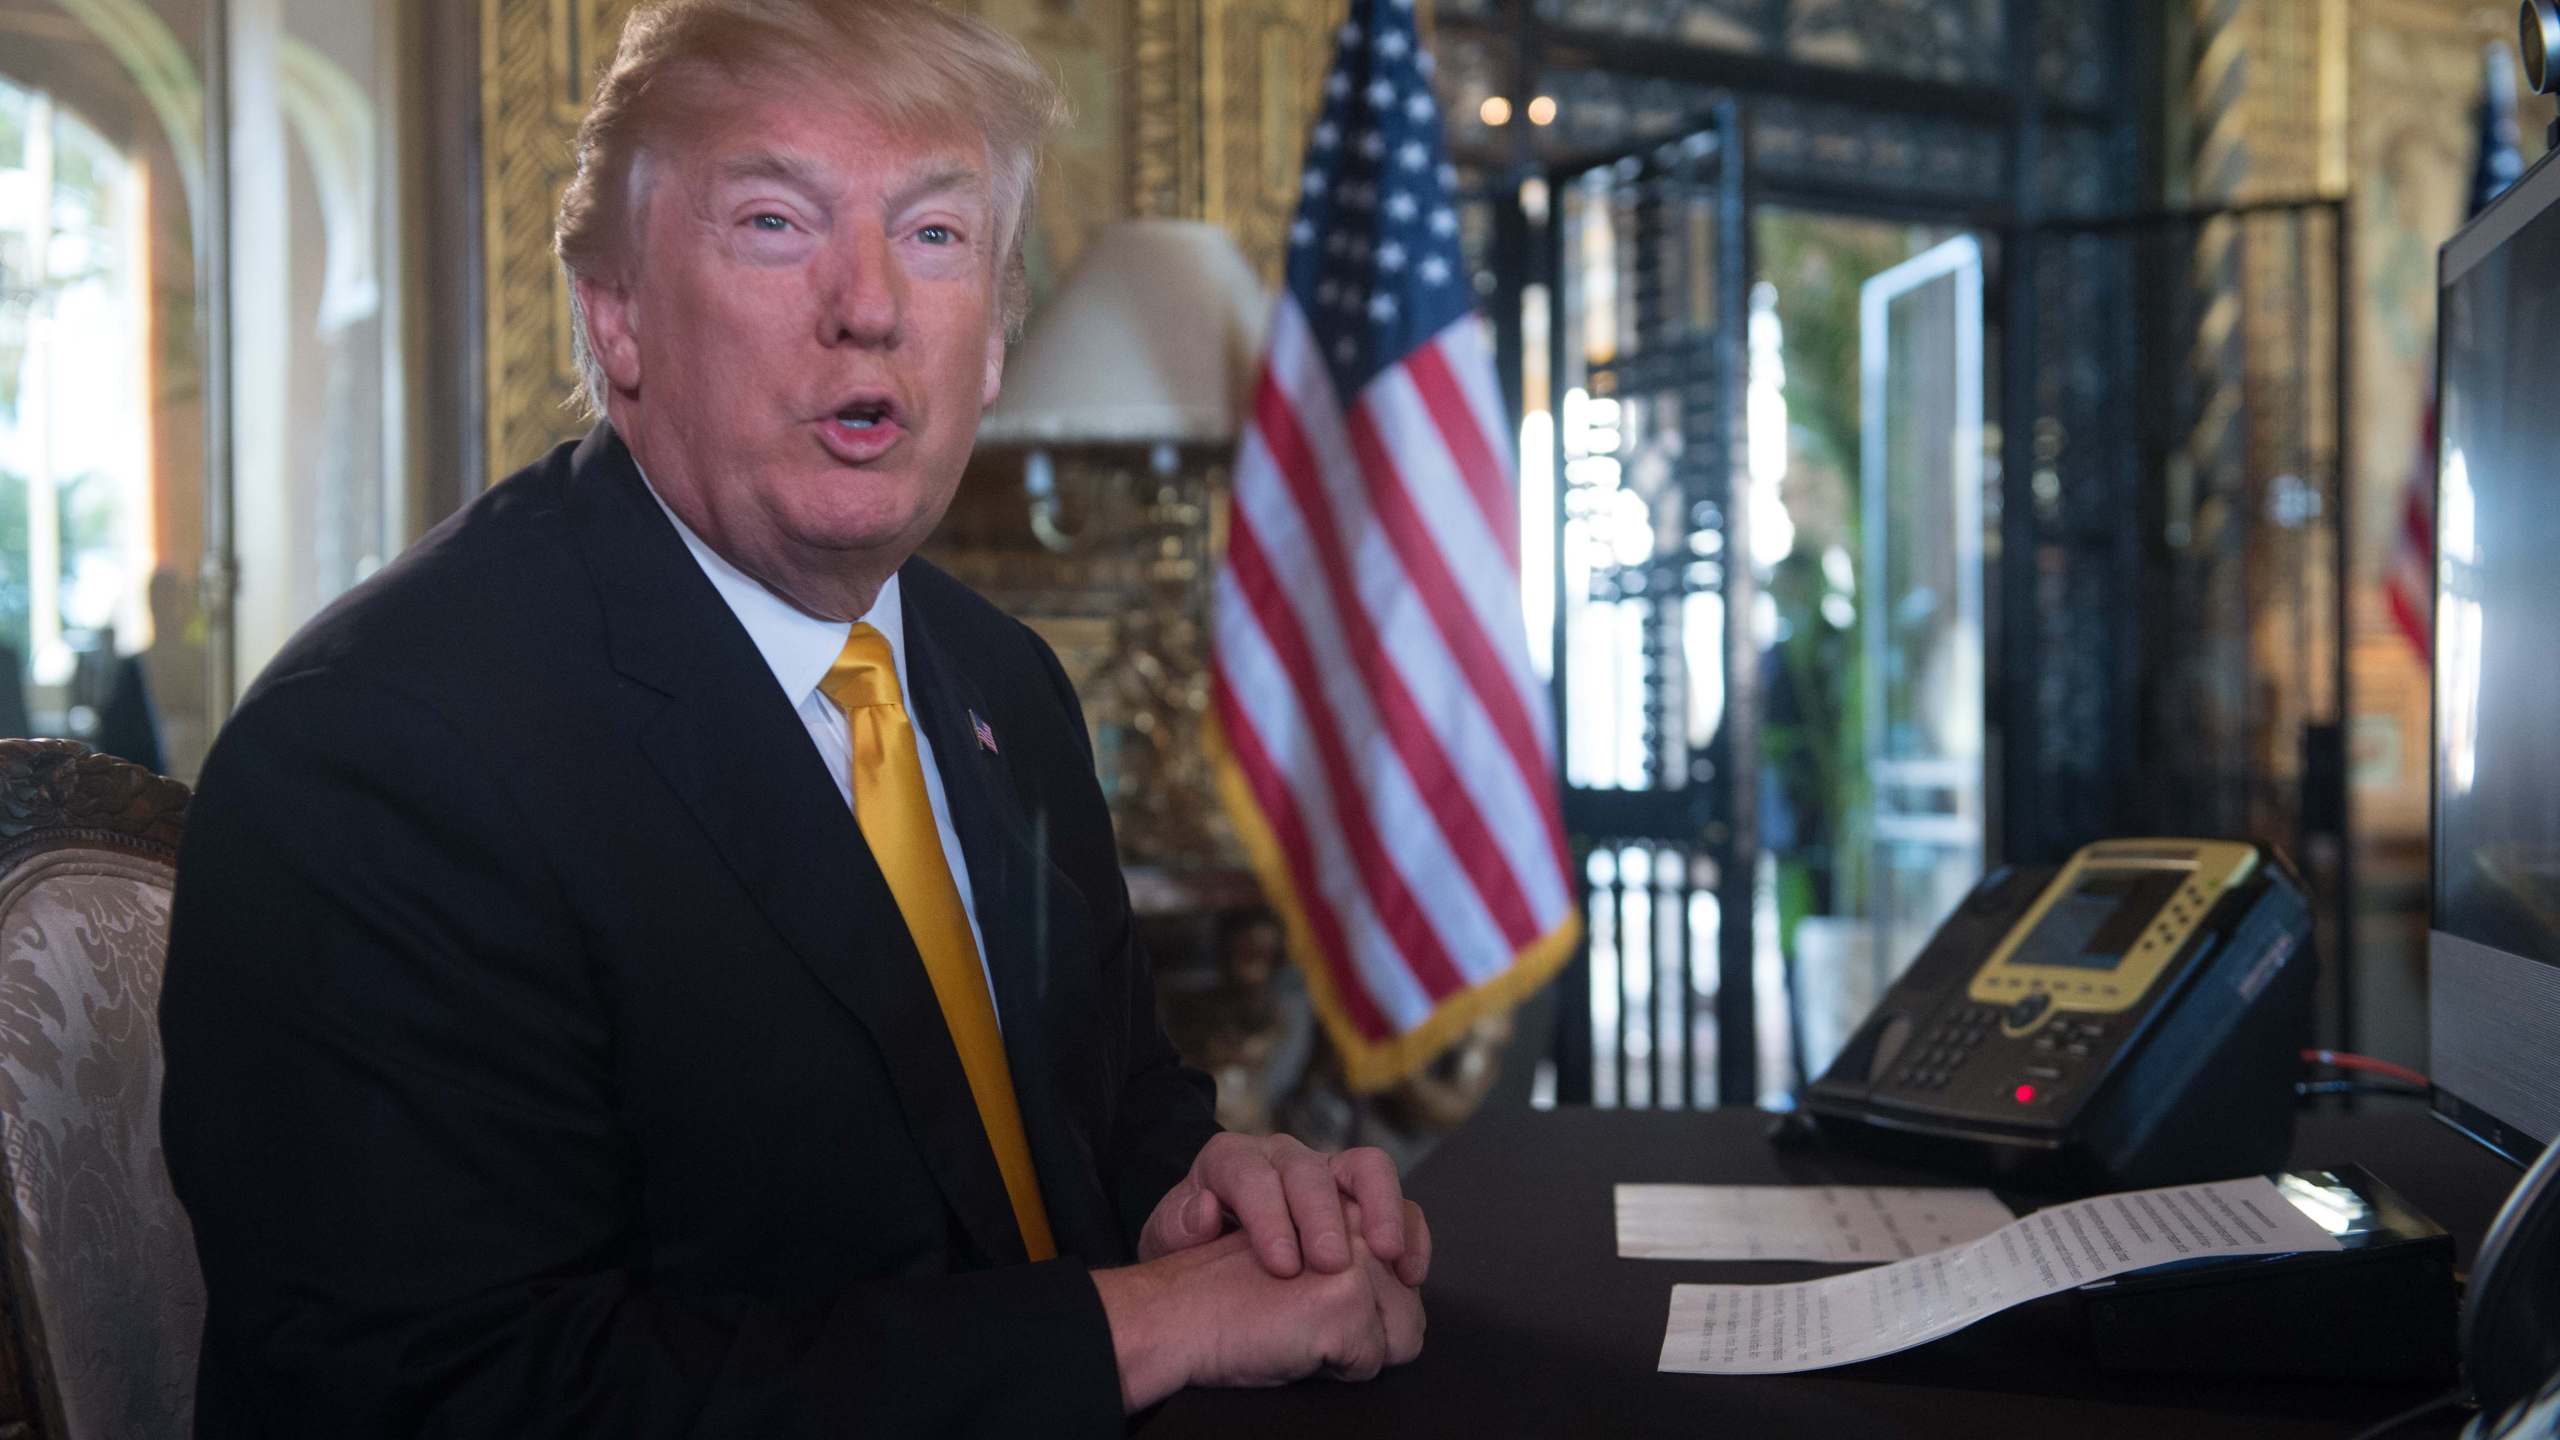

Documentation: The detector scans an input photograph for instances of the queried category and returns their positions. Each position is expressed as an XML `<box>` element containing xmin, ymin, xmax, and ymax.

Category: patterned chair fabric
<box><xmin>0</xmin><ymin>741</ymin><xmax>196</xmax><ymax>1439</ymax></box>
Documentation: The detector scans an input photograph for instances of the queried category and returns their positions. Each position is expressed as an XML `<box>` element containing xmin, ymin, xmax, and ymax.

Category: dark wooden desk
<box><xmin>1146</xmin><ymin>1103</ymin><xmax>2519</xmax><ymax>1438</ymax></box>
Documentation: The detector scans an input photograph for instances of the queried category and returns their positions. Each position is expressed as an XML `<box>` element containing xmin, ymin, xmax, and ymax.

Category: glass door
<box><xmin>1859</xmin><ymin>236</ymin><xmax>1986</xmax><ymax>984</ymax></box>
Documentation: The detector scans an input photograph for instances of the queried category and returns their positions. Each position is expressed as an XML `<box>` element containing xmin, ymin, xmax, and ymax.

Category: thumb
<box><xmin>1141</xmin><ymin>1181</ymin><xmax>1220</xmax><ymax>1259</ymax></box>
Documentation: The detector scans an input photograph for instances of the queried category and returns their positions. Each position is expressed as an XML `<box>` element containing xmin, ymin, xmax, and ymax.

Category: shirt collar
<box><xmin>639</xmin><ymin>471</ymin><xmax>905</xmax><ymax>711</ymax></box>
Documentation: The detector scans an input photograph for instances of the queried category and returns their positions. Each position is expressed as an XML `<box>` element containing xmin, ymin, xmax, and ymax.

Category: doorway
<box><xmin>1752</xmin><ymin>212</ymin><xmax>1991</xmax><ymax>1083</ymax></box>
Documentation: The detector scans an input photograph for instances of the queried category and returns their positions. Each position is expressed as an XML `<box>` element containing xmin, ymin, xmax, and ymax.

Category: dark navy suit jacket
<box><xmin>160</xmin><ymin>426</ymin><xmax>1219</xmax><ymax>1436</ymax></box>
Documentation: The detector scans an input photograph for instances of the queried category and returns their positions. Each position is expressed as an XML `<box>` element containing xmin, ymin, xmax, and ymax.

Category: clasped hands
<box><xmin>1092</xmin><ymin>1132</ymin><xmax>1429</xmax><ymax>1411</ymax></box>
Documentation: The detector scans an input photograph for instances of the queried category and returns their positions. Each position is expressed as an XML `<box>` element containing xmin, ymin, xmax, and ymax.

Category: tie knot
<box><xmin>819</xmin><ymin>623</ymin><xmax>901</xmax><ymax>713</ymax></box>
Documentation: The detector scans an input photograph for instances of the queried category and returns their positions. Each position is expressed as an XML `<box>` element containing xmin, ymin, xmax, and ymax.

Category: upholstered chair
<box><xmin>0</xmin><ymin>740</ymin><xmax>197</xmax><ymax>1439</ymax></box>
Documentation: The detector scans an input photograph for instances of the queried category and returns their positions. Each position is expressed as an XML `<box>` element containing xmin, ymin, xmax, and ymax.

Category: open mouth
<box><xmin>835</xmin><ymin>397</ymin><xmax>897</xmax><ymax>430</ymax></box>
<box><xmin>815</xmin><ymin>393</ymin><xmax>906</xmax><ymax>463</ymax></box>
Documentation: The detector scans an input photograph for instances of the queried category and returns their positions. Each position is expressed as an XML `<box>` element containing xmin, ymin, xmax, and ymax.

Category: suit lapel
<box><xmin>565</xmin><ymin>428</ymin><xmax>1027</xmax><ymax>1268</ymax></box>
<box><xmin>899</xmin><ymin>573</ymin><xmax>1117</xmax><ymax>1260</ymax></box>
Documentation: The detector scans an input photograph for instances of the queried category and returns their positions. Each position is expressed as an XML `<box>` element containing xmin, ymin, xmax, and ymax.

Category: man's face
<box><xmin>582</xmin><ymin>92</ymin><xmax>1005</xmax><ymax>616</ymax></box>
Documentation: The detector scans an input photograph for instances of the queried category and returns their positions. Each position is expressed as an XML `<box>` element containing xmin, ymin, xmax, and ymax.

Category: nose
<box><xmin>821</xmin><ymin>222</ymin><xmax>901</xmax><ymax>349</ymax></box>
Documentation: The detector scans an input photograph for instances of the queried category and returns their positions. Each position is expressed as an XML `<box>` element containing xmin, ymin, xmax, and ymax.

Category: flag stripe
<box><xmin>1222</xmin><ymin>513</ymin><xmax>1473</xmax><ymax>1000</ymax></box>
<box><xmin>2389</xmin><ymin>532</ymin><xmax>2432</xmax><ymax>589</ymax></box>
<box><xmin>1358</xmin><ymin>350</ymin><xmax>1559</xmax><ymax>756</ymax></box>
<box><xmin>1225</xmin><ymin>420</ymin><xmax>1527</xmax><ymax>982</ymax></box>
<box><xmin>1440</xmin><ymin>321</ymin><xmax>1520</xmax><ymax>490</ymax></box>
<box><xmin>1209</xmin><ymin>672</ymin><xmax>1396</xmax><ymax>1041</ymax></box>
<box><xmin>2384</xmin><ymin>583</ymin><xmax>2430</xmax><ymax>661</ymax></box>
<box><xmin>1405</xmin><ymin>336</ymin><xmax>1519</xmax><ymax>569</ymax></box>
<box><xmin>1262</xmin><ymin>316</ymin><xmax>1565</xmax><ymax>850</ymax></box>
<box><xmin>1212</xmin><ymin>569</ymin><xmax>1436</xmax><ymax>1031</ymax></box>
<box><xmin>1307</xmin><ymin>367</ymin><xmax>1573</xmax><ymax>935</ymax></box>
<box><xmin>1342</xmin><ymin>396</ymin><xmax>1576</xmax><ymax>883</ymax></box>
<box><xmin>1269</xmin><ymin>307</ymin><xmax>1554</xmax><ymax>769</ymax></box>
<box><xmin>2386</xmin><ymin>451</ymin><xmax>2435</xmax><ymax>661</ymax></box>
<box><xmin>2400</xmin><ymin>489</ymin><xmax>2433</xmax><ymax>550</ymax></box>
<box><xmin>1243</xmin><ymin>377</ymin><xmax>1548</xmax><ymax>954</ymax></box>
<box><xmin>1235</xmin><ymin>366</ymin><xmax>1572</xmax><ymax>970</ymax></box>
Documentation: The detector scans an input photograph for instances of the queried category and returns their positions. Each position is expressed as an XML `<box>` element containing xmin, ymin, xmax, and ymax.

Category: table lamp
<box><xmin>978</xmin><ymin>218</ymin><xmax>1268</xmax><ymax>549</ymax></box>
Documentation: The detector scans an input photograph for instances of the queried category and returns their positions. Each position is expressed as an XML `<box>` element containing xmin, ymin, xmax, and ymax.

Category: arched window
<box><xmin>0</xmin><ymin>75</ymin><xmax>151</xmax><ymax>694</ymax></box>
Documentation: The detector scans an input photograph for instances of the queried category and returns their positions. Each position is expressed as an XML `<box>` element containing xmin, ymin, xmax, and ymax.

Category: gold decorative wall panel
<box><xmin>1202</xmin><ymin>0</ymin><xmax>1340</xmax><ymax>282</ymax></box>
<box><xmin>1128</xmin><ymin>0</ymin><xmax>1204</xmax><ymax>219</ymax></box>
<box><xmin>1124</xmin><ymin>0</ymin><xmax>1337</xmax><ymax>273</ymax></box>
<box><xmin>950</xmin><ymin>0</ymin><xmax>1131</xmax><ymax>296</ymax></box>
<box><xmin>480</xmin><ymin>0</ymin><xmax>635</xmax><ymax>477</ymax></box>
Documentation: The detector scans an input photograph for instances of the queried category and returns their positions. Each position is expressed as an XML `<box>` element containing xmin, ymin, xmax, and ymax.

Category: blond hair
<box><xmin>554</xmin><ymin>0</ymin><xmax>1067</xmax><ymax>416</ymax></box>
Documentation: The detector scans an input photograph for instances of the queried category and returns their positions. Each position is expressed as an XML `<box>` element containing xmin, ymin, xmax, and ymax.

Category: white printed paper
<box><xmin>1615</xmin><ymin>1184</ymin><xmax>2015</xmax><ymax>1263</ymax></box>
<box><xmin>1657</xmin><ymin>1176</ymin><xmax>2342</xmax><ymax>1375</ymax></box>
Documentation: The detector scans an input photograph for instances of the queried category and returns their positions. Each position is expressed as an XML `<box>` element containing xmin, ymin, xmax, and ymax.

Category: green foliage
<box><xmin>1755</xmin><ymin>211</ymin><xmax>1919</xmax><ymax>497</ymax></box>
<box><xmin>0</xmin><ymin>81</ymin><xmax>24</xmax><ymax>173</ymax></box>
<box><xmin>0</xmin><ymin>469</ymin><xmax>32</xmax><ymax>666</ymax></box>
<box><xmin>0</xmin><ymin>315</ymin><xmax>22</xmax><ymax>421</ymax></box>
<box><xmin>1752</xmin><ymin>211</ymin><xmax>1939</xmax><ymax>923</ymax></box>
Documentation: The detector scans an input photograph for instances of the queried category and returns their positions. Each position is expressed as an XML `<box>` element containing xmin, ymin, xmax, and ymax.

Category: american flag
<box><xmin>1207</xmin><ymin>0</ymin><xmax>1578</xmax><ymax>1091</ymax></box>
<box><xmin>2383</xmin><ymin>424</ymin><xmax>2434</xmax><ymax>662</ymax></box>
<box><xmin>2387</xmin><ymin>44</ymin><xmax>2522</xmax><ymax>661</ymax></box>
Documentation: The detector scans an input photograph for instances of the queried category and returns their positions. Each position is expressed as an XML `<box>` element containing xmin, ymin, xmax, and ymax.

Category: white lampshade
<box><xmin>978</xmin><ymin>220</ymin><xmax>1269</xmax><ymax>446</ymax></box>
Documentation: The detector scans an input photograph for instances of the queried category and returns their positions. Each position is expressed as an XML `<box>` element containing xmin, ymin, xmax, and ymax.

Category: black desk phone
<box><xmin>1804</xmin><ymin>838</ymin><xmax>2314</xmax><ymax>1191</ymax></box>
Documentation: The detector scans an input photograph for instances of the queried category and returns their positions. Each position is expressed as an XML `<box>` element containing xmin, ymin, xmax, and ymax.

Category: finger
<box><xmin>1376</xmin><ymin>1254</ymin><xmax>1427</xmax><ymax>1366</ymax></box>
<box><xmin>1134</xmin><ymin>1183</ymin><xmax>1178</xmax><ymax>1259</ymax></box>
<box><xmin>1353</xmin><ymin>1306</ymin><xmax>1391</xmax><ymax>1381</ymax></box>
<box><xmin>1329</xmin><ymin>1271</ymin><xmax>1391</xmax><ymax>1383</ymax></box>
<box><xmin>1394</xmin><ymin>1199</ymin><xmax>1432</xmax><ymax>1288</ymax></box>
<box><xmin>1331</xmin><ymin>1147</ymin><xmax>1406</xmax><ymax>1263</ymax></box>
<box><xmin>1277</xmin><ymin>1139</ymin><xmax>1354</xmax><ymax>1273</ymax></box>
<box><xmin>1201</xmin><ymin>1139</ymin><xmax>1302</xmax><ymax>1276</ymax></box>
<box><xmin>1137</xmin><ymin>1180</ymin><xmax>1221</xmax><ymax>1261</ymax></box>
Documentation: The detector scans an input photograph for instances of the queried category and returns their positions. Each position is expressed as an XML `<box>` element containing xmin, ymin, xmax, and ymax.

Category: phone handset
<box><xmin>2467</xmin><ymin>1375</ymin><xmax>2560</xmax><ymax>1440</ymax></box>
<box><xmin>2463</xmin><ymin>1138</ymin><xmax>2560</xmax><ymax>1437</ymax></box>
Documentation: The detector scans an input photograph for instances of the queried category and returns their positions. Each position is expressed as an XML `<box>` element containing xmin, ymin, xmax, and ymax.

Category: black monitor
<box><xmin>2432</xmin><ymin>143</ymin><xmax>2560</xmax><ymax>1167</ymax></box>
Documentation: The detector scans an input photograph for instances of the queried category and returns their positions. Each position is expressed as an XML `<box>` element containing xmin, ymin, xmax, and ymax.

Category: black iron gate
<box><xmin>2015</xmin><ymin>198</ymin><xmax>2355</xmax><ymax>1049</ymax></box>
<box><xmin>1543</xmin><ymin>104</ymin><xmax>1758</xmax><ymax>1108</ymax></box>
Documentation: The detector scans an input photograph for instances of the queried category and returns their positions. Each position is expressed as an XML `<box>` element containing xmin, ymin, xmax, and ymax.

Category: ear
<box><xmin>986</xmin><ymin>242</ymin><xmax>1026</xmax><ymax>411</ymax></box>
<box><xmin>577</xmin><ymin>272</ymin><xmax>644</xmax><ymax>395</ymax></box>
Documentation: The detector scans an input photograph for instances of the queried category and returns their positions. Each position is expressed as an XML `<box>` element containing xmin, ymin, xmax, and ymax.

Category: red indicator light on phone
<box><xmin>2014</xmin><ymin>1084</ymin><xmax>2037</xmax><ymax>1104</ymax></box>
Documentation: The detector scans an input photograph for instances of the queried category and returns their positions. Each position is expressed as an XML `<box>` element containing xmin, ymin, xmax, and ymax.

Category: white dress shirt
<box><xmin>644</xmin><ymin>482</ymin><xmax>998</xmax><ymax>1015</ymax></box>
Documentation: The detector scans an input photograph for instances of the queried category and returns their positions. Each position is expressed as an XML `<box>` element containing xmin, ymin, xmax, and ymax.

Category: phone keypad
<box><xmin>1895</xmin><ymin>1009</ymin><xmax>2113</xmax><ymax>1099</ymax></box>
<box><xmin>1896</xmin><ymin>1004</ymin><xmax>1999</xmax><ymax>1090</ymax></box>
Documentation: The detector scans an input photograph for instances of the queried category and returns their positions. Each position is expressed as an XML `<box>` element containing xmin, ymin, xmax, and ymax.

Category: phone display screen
<box><xmin>2008</xmin><ymin>870</ymin><xmax>2184</xmax><ymax>971</ymax></box>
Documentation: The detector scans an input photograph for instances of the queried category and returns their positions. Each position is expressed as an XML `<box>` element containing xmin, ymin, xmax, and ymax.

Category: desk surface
<box><xmin>1146</xmin><ymin>1102</ymin><xmax>2519</xmax><ymax>1439</ymax></box>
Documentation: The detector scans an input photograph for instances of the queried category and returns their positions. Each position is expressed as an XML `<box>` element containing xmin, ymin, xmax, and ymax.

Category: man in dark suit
<box><xmin>157</xmin><ymin>1</ymin><xmax>1427</xmax><ymax>1432</ymax></box>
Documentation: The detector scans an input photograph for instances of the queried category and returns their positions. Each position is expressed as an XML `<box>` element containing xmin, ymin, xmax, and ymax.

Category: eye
<box><xmin>746</xmin><ymin>213</ymin><xmax>794</xmax><ymax>234</ymax></box>
<box><xmin>917</xmin><ymin>223</ymin><xmax>956</xmax><ymax>245</ymax></box>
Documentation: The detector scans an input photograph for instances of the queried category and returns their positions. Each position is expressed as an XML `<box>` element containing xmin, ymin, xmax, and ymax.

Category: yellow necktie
<box><xmin>819</xmin><ymin>623</ymin><xmax>1056</xmax><ymax>1262</ymax></box>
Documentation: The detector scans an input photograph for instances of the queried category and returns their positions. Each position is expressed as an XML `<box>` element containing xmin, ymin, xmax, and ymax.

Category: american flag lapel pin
<box><xmin>970</xmin><ymin>709</ymin><xmax>999</xmax><ymax>755</ymax></box>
